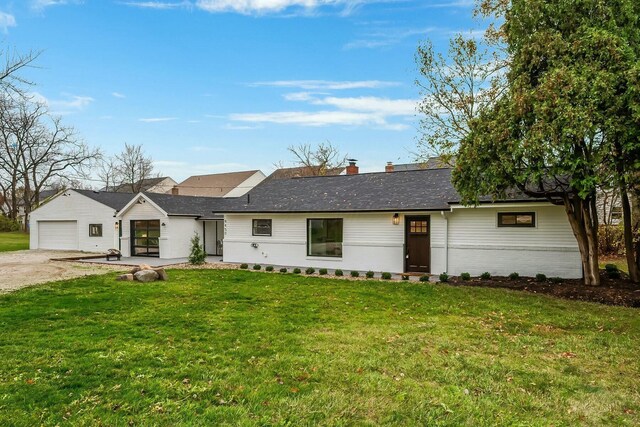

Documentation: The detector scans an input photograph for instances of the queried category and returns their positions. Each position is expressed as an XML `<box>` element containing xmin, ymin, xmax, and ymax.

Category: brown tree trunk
<box><xmin>632</xmin><ymin>192</ymin><xmax>640</xmax><ymax>277</ymax></box>
<box><xmin>564</xmin><ymin>195</ymin><xmax>600</xmax><ymax>286</ymax></box>
<box><xmin>620</xmin><ymin>189</ymin><xmax>640</xmax><ymax>282</ymax></box>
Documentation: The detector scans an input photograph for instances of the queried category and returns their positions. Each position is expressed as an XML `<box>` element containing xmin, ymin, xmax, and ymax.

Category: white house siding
<box><xmin>119</xmin><ymin>201</ymin><xmax>168</xmax><ymax>258</ymax></box>
<box><xmin>224</xmin><ymin>204</ymin><xmax>581</xmax><ymax>278</ymax></box>
<box><xmin>163</xmin><ymin>217</ymin><xmax>202</xmax><ymax>259</ymax></box>
<box><xmin>29</xmin><ymin>190</ymin><xmax>118</xmax><ymax>252</ymax></box>
<box><xmin>224</xmin><ymin>212</ymin><xmax>444</xmax><ymax>273</ymax></box>
<box><xmin>224</xmin><ymin>171</ymin><xmax>267</xmax><ymax>198</ymax></box>
<box><xmin>447</xmin><ymin>204</ymin><xmax>582</xmax><ymax>278</ymax></box>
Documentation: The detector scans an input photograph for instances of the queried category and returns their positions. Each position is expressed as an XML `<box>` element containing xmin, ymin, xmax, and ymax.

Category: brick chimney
<box><xmin>171</xmin><ymin>186</ymin><xmax>179</xmax><ymax>195</ymax></box>
<box><xmin>346</xmin><ymin>159</ymin><xmax>359</xmax><ymax>175</ymax></box>
<box><xmin>385</xmin><ymin>162</ymin><xmax>394</xmax><ymax>173</ymax></box>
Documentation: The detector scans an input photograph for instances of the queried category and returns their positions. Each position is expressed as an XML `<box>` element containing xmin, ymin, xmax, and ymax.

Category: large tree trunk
<box><xmin>564</xmin><ymin>195</ymin><xmax>600</xmax><ymax>286</ymax></box>
<box><xmin>632</xmin><ymin>192</ymin><xmax>640</xmax><ymax>278</ymax></box>
<box><xmin>620</xmin><ymin>189</ymin><xmax>640</xmax><ymax>282</ymax></box>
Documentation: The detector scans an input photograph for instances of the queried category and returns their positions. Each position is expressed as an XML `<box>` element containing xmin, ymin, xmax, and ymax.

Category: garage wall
<box><xmin>29</xmin><ymin>191</ymin><xmax>119</xmax><ymax>252</ymax></box>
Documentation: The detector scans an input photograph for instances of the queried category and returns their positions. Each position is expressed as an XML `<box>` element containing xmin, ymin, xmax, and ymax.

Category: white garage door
<box><xmin>38</xmin><ymin>221</ymin><xmax>78</xmax><ymax>250</ymax></box>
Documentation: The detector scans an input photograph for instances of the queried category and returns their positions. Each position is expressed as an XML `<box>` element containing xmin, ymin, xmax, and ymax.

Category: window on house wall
<box><xmin>307</xmin><ymin>219</ymin><xmax>343</xmax><ymax>257</ymax></box>
<box><xmin>252</xmin><ymin>219</ymin><xmax>272</xmax><ymax>236</ymax></box>
<box><xmin>89</xmin><ymin>224</ymin><xmax>103</xmax><ymax>237</ymax></box>
<box><xmin>611</xmin><ymin>206</ymin><xmax>622</xmax><ymax>221</ymax></box>
<box><xmin>497</xmin><ymin>212</ymin><xmax>536</xmax><ymax>227</ymax></box>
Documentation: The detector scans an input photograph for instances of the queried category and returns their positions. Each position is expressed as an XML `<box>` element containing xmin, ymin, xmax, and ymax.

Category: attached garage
<box><xmin>37</xmin><ymin>221</ymin><xmax>78</xmax><ymax>250</ymax></box>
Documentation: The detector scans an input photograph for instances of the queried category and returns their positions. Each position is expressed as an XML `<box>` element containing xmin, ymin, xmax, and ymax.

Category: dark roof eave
<box><xmin>214</xmin><ymin>208</ymin><xmax>450</xmax><ymax>214</ymax></box>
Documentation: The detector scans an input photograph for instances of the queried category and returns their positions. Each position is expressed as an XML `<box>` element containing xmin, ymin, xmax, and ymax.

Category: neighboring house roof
<box><xmin>172</xmin><ymin>170</ymin><xmax>261</xmax><ymax>197</ymax></box>
<box><xmin>73</xmin><ymin>189</ymin><xmax>138</xmax><ymax>211</ymax></box>
<box><xmin>108</xmin><ymin>177</ymin><xmax>174</xmax><ymax>193</ymax></box>
<box><xmin>265</xmin><ymin>166</ymin><xmax>345</xmax><ymax>181</ymax></box>
<box><xmin>392</xmin><ymin>158</ymin><xmax>453</xmax><ymax>171</ymax></box>
<box><xmin>216</xmin><ymin>168</ymin><xmax>546</xmax><ymax>214</ymax></box>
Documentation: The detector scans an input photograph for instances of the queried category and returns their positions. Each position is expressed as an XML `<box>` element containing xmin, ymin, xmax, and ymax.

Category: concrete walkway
<box><xmin>75</xmin><ymin>256</ymin><xmax>224</xmax><ymax>267</ymax></box>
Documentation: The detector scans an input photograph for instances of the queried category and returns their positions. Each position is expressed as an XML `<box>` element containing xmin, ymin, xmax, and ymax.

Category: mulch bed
<box><xmin>448</xmin><ymin>273</ymin><xmax>640</xmax><ymax>307</ymax></box>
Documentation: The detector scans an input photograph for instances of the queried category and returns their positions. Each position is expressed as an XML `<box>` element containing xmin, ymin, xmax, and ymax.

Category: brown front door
<box><xmin>405</xmin><ymin>216</ymin><xmax>430</xmax><ymax>273</ymax></box>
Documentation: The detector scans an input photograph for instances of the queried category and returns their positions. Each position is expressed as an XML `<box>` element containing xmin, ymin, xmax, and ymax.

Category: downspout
<box><xmin>441</xmin><ymin>210</ymin><xmax>449</xmax><ymax>273</ymax></box>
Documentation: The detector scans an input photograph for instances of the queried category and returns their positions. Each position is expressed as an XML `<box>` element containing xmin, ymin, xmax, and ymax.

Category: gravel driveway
<box><xmin>0</xmin><ymin>250</ymin><xmax>125</xmax><ymax>293</ymax></box>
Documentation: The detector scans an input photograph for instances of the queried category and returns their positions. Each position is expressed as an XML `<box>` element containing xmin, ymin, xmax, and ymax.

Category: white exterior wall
<box><xmin>164</xmin><ymin>217</ymin><xmax>202</xmax><ymax>259</ymax></box>
<box><xmin>447</xmin><ymin>204</ymin><xmax>581</xmax><ymax>278</ymax></box>
<box><xmin>119</xmin><ymin>200</ymin><xmax>168</xmax><ymax>258</ymax></box>
<box><xmin>29</xmin><ymin>190</ymin><xmax>119</xmax><ymax>252</ymax></box>
<box><xmin>224</xmin><ymin>171</ymin><xmax>267</xmax><ymax>198</ymax></box>
<box><xmin>223</xmin><ymin>204</ymin><xmax>581</xmax><ymax>278</ymax></box>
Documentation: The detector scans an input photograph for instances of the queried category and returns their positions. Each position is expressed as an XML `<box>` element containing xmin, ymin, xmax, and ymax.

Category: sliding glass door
<box><xmin>131</xmin><ymin>220</ymin><xmax>160</xmax><ymax>257</ymax></box>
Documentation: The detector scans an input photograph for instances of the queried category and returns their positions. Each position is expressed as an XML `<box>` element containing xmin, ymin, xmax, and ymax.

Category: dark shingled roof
<box><xmin>74</xmin><ymin>189</ymin><xmax>137</xmax><ymax>211</ymax></box>
<box><xmin>143</xmin><ymin>192</ymin><xmax>229</xmax><ymax>218</ymax></box>
<box><xmin>107</xmin><ymin>177</ymin><xmax>172</xmax><ymax>193</ymax></box>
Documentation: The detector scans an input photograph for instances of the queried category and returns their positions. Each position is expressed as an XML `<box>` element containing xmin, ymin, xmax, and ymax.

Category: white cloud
<box><xmin>123</xmin><ymin>0</ymin><xmax>393</xmax><ymax>15</ymax></box>
<box><xmin>32</xmin><ymin>0</ymin><xmax>83</xmax><ymax>11</ymax></box>
<box><xmin>345</xmin><ymin>26</ymin><xmax>436</xmax><ymax>50</ymax></box>
<box><xmin>251</xmin><ymin>80</ymin><xmax>400</xmax><ymax>90</ymax></box>
<box><xmin>31</xmin><ymin>92</ymin><xmax>94</xmax><ymax>115</ymax></box>
<box><xmin>139</xmin><ymin>117</ymin><xmax>178</xmax><ymax>122</ymax></box>
<box><xmin>312</xmin><ymin>96</ymin><xmax>417</xmax><ymax>115</ymax></box>
<box><xmin>0</xmin><ymin>12</ymin><xmax>16</xmax><ymax>33</ymax></box>
<box><xmin>112</xmin><ymin>92</ymin><xmax>126</xmax><ymax>98</ymax></box>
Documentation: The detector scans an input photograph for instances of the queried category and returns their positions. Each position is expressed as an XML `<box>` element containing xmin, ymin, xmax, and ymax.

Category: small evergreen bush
<box><xmin>253</xmin><ymin>264</ymin><xmax>261</xmax><ymax>270</ymax></box>
<box><xmin>240</xmin><ymin>263</ymin><xmax>249</xmax><ymax>269</ymax></box>
<box><xmin>366</xmin><ymin>271</ymin><xmax>375</xmax><ymax>279</ymax></box>
<box><xmin>350</xmin><ymin>271</ymin><xmax>360</xmax><ymax>278</ymax></box>
<box><xmin>549</xmin><ymin>277</ymin><xmax>563</xmax><ymax>284</ymax></box>
<box><xmin>265</xmin><ymin>266</ymin><xmax>274</xmax><ymax>272</ymax></box>
<box><xmin>439</xmin><ymin>272</ymin><xmax>449</xmax><ymax>283</ymax></box>
<box><xmin>535</xmin><ymin>273</ymin><xmax>547</xmax><ymax>282</ymax></box>
<box><xmin>419</xmin><ymin>275</ymin><xmax>430</xmax><ymax>282</ymax></box>
<box><xmin>0</xmin><ymin>215</ymin><xmax>20</xmax><ymax>232</ymax></box>
<box><xmin>188</xmin><ymin>233</ymin><xmax>206</xmax><ymax>265</ymax></box>
<box><xmin>605</xmin><ymin>264</ymin><xmax>621</xmax><ymax>279</ymax></box>
<box><xmin>293</xmin><ymin>268</ymin><xmax>301</xmax><ymax>274</ymax></box>
<box><xmin>509</xmin><ymin>272</ymin><xmax>520</xmax><ymax>280</ymax></box>
<box><xmin>460</xmin><ymin>272</ymin><xmax>471</xmax><ymax>281</ymax></box>
<box><xmin>305</xmin><ymin>267</ymin><xmax>315</xmax><ymax>275</ymax></box>
<box><xmin>334</xmin><ymin>269</ymin><xmax>343</xmax><ymax>276</ymax></box>
<box><xmin>381</xmin><ymin>272</ymin><xmax>392</xmax><ymax>280</ymax></box>
<box><xmin>319</xmin><ymin>268</ymin><xmax>328</xmax><ymax>275</ymax></box>
<box><xmin>279</xmin><ymin>267</ymin><xmax>288</xmax><ymax>273</ymax></box>
<box><xmin>480</xmin><ymin>272</ymin><xmax>492</xmax><ymax>280</ymax></box>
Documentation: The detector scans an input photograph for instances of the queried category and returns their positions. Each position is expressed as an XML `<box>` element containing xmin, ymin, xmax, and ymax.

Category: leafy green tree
<box><xmin>452</xmin><ymin>0</ymin><xmax>640</xmax><ymax>285</ymax></box>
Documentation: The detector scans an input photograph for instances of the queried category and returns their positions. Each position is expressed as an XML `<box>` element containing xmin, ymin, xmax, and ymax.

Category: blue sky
<box><xmin>1</xmin><ymin>0</ymin><xmax>481</xmax><ymax>181</ymax></box>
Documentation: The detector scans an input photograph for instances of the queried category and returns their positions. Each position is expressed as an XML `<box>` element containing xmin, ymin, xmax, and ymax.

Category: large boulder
<box><xmin>134</xmin><ymin>270</ymin><xmax>159</xmax><ymax>283</ymax></box>
<box><xmin>130</xmin><ymin>264</ymin><xmax>153</xmax><ymax>274</ymax></box>
<box><xmin>117</xmin><ymin>273</ymin><xmax>134</xmax><ymax>281</ymax></box>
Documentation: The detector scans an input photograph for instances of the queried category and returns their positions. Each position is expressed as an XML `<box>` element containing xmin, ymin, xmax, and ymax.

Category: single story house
<box><xmin>170</xmin><ymin>170</ymin><xmax>266</xmax><ymax>197</ymax></box>
<box><xmin>29</xmin><ymin>165</ymin><xmax>582</xmax><ymax>278</ymax></box>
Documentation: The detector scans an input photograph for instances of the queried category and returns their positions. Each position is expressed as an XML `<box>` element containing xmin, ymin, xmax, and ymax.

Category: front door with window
<box><xmin>131</xmin><ymin>220</ymin><xmax>160</xmax><ymax>257</ymax></box>
<box><xmin>405</xmin><ymin>216</ymin><xmax>430</xmax><ymax>273</ymax></box>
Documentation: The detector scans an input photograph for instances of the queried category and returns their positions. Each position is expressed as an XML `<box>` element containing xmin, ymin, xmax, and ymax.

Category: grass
<box><xmin>0</xmin><ymin>270</ymin><xmax>638</xmax><ymax>426</ymax></box>
<box><xmin>600</xmin><ymin>256</ymin><xmax>629</xmax><ymax>273</ymax></box>
<box><xmin>0</xmin><ymin>231</ymin><xmax>29</xmax><ymax>252</ymax></box>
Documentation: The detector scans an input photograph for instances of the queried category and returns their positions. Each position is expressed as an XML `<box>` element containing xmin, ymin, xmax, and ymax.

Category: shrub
<box><xmin>279</xmin><ymin>267</ymin><xmax>288</xmax><ymax>273</ymax></box>
<box><xmin>401</xmin><ymin>274</ymin><xmax>410</xmax><ymax>281</ymax></box>
<box><xmin>188</xmin><ymin>233</ymin><xmax>206</xmax><ymax>265</ymax></box>
<box><xmin>240</xmin><ymin>263</ymin><xmax>249</xmax><ymax>269</ymax></box>
<box><xmin>334</xmin><ymin>269</ymin><xmax>343</xmax><ymax>276</ymax></box>
<box><xmin>480</xmin><ymin>272</ymin><xmax>492</xmax><ymax>280</ymax></box>
<box><xmin>438</xmin><ymin>272</ymin><xmax>449</xmax><ymax>283</ymax></box>
<box><xmin>350</xmin><ymin>271</ymin><xmax>360</xmax><ymax>278</ymax></box>
<box><xmin>253</xmin><ymin>264</ymin><xmax>261</xmax><ymax>271</ymax></box>
<box><xmin>549</xmin><ymin>277</ymin><xmax>563</xmax><ymax>284</ymax></box>
<box><xmin>598</xmin><ymin>224</ymin><xmax>624</xmax><ymax>255</ymax></box>
<box><xmin>366</xmin><ymin>271</ymin><xmax>375</xmax><ymax>279</ymax></box>
<box><xmin>509</xmin><ymin>272</ymin><xmax>520</xmax><ymax>280</ymax></box>
<box><xmin>293</xmin><ymin>268</ymin><xmax>301</xmax><ymax>274</ymax></box>
<box><xmin>305</xmin><ymin>267</ymin><xmax>315</xmax><ymax>275</ymax></box>
<box><xmin>265</xmin><ymin>266</ymin><xmax>274</xmax><ymax>272</ymax></box>
<box><xmin>0</xmin><ymin>215</ymin><xmax>20</xmax><ymax>232</ymax></box>
<box><xmin>460</xmin><ymin>272</ymin><xmax>471</xmax><ymax>281</ymax></box>
<box><xmin>605</xmin><ymin>264</ymin><xmax>621</xmax><ymax>279</ymax></box>
<box><xmin>419</xmin><ymin>275</ymin><xmax>430</xmax><ymax>282</ymax></box>
<box><xmin>381</xmin><ymin>272</ymin><xmax>392</xmax><ymax>280</ymax></box>
<box><xmin>535</xmin><ymin>273</ymin><xmax>547</xmax><ymax>282</ymax></box>
<box><xmin>319</xmin><ymin>268</ymin><xmax>328</xmax><ymax>275</ymax></box>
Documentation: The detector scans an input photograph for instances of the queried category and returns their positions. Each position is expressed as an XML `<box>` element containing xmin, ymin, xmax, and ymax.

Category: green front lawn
<box><xmin>0</xmin><ymin>270</ymin><xmax>638</xmax><ymax>425</ymax></box>
<box><xmin>0</xmin><ymin>231</ymin><xmax>29</xmax><ymax>252</ymax></box>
